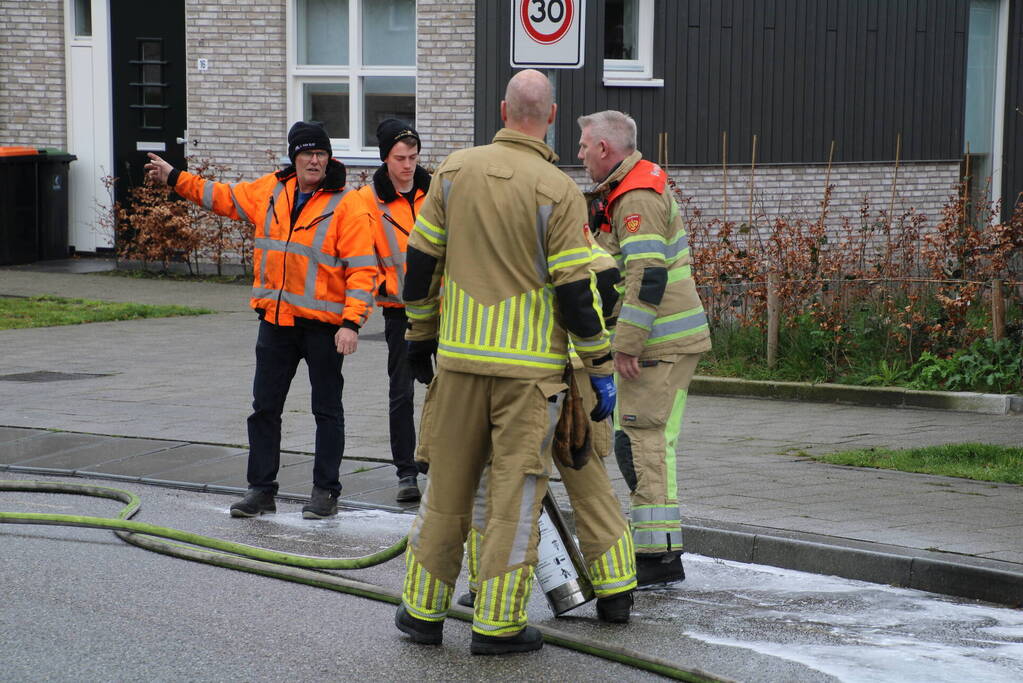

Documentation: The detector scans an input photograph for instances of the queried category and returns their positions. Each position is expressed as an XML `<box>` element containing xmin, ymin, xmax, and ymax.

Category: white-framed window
<box><xmin>288</xmin><ymin>0</ymin><xmax>416</xmax><ymax>159</ymax></box>
<box><xmin>602</xmin><ymin>0</ymin><xmax>662</xmax><ymax>87</ymax></box>
<box><xmin>73</xmin><ymin>0</ymin><xmax>92</xmax><ymax>38</ymax></box>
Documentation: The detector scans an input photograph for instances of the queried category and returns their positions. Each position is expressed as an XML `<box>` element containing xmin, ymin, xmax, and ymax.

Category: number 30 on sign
<box><xmin>511</xmin><ymin>0</ymin><xmax>585</xmax><ymax>68</ymax></box>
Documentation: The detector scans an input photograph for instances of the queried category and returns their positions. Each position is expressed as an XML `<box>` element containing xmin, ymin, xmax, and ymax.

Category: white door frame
<box><xmin>64</xmin><ymin>0</ymin><xmax>114</xmax><ymax>253</ymax></box>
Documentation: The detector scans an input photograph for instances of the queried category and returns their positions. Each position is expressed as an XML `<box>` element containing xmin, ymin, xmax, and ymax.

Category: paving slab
<box><xmin>2</xmin><ymin>436</ymin><xmax>178</xmax><ymax>471</ymax></box>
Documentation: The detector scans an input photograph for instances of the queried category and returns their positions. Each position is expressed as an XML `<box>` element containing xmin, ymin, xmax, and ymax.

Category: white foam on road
<box><xmin>663</xmin><ymin>555</ymin><xmax>1023</xmax><ymax>682</ymax></box>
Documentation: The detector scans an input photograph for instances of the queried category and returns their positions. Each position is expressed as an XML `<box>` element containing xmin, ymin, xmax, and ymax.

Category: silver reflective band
<box><xmin>202</xmin><ymin>181</ymin><xmax>215</xmax><ymax>210</ymax></box>
<box><xmin>631</xmin><ymin>506</ymin><xmax>681</xmax><ymax>523</ymax></box>
<box><xmin>619</xmin><ymin>304</ymin><xmax>656</xmax><ymax>330</ymax></box>
<box><xmin>648</xmin><ymin>310</ymin><xmax>709</xmax><ymax>341</ymax></box>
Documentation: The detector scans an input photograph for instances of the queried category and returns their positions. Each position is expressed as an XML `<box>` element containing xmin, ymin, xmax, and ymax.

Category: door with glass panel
<box><xmin>292</xmin><ymin>0</ymin><xmax>416</xmax><ymax>155</ymax></box>
<box><xmin>110</xmin><ymin>0</ymin><xmax>187</xmax><ymax>206</ymax></box>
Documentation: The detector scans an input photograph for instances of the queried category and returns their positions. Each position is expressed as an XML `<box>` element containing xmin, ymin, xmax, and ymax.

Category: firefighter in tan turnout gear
<box><xmin>577</xmin><ymin>110</ymin><xmax>712</xmax><ymax>587</ymax></box>
<box><xmin>458</xmin><ymin>244</ymin><xmax>638</xmax><ymax>623</ymax></box>
<box><xmin>394</xmin><ymin>70</ymin><xmax>616</xmax><ymax>655</ymax></box>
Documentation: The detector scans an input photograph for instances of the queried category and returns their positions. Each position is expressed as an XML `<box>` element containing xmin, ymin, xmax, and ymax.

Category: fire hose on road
<box><xmin>0</xmin><ymin>479</ymin><xmax>727</xmax><ymax>682</ymax></box>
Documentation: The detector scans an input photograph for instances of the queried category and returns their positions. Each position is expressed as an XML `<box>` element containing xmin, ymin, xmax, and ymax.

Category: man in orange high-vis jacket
<box><xmin>144</xmin><ymin>121</ymin><xmax>377</xmax><ymax>520</ymax></box>
<box><xmin>356</xmin><ymin>118</ymin><xmax>430</xmax><ymax>503</ymax></box>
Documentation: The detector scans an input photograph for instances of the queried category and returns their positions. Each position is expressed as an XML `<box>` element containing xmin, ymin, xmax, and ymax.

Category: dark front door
<box><xmin>110</xmin><ymin>0</ymin><xmax>187</xmax><ymax>208</ymax></box>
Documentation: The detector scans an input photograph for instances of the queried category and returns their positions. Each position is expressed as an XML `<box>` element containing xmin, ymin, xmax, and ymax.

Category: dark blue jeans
<box><xmin>247</xmin><ymin>320</ymin><xmax>344</xmax><ymax>495</ymax></box>
<box><xmin>383</xmin><ymin>308</ymin><xmax>417</xmax><ymax>480</ymax></box>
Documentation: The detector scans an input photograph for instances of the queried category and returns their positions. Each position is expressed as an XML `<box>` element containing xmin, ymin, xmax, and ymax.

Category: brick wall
<box><xmin>563</xmin><ymin>161</ymin><xmax>962</xmax><ymax>234</ymax></box>
<box><xmin>416</xmin><ymin>0</ymin><xmax>475</xmax><ymax>167</ymax></box>
<box><xmin>183</xmin><ymin>0</ymin><xmax>287</xmax><ymax>182</ymax></box>
<box><xmin>0</xmin><ymin>1</ymin><xmax>66</xmax><ymax>148</ymax></box>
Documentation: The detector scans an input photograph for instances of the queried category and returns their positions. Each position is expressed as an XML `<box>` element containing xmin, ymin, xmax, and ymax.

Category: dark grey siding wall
<box><xmin>476</xmin><ymin>0</ymin><xmax>968</xmax><ymax>165</ymax></box>
<box><xmin>1003</xmin><ymin>0</ymin><xmax>1023</xmax><ymax>218</ymax></box>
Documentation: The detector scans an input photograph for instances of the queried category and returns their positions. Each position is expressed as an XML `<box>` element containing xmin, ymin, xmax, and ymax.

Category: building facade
<box><xmin>0</xmin><ymin>0</ymin><xmax>1019</xmax><ymax>256</ymax></box>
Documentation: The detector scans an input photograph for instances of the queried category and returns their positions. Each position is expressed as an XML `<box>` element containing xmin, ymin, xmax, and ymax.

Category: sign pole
<box><xmin>546</xmin><ymin>69</ymin><xmax>558</xmax><ymax>150</ymax></box>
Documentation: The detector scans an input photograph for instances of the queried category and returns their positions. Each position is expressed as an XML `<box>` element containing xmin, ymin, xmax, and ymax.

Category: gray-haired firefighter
<box><xmin>394</xmin><ymin>69</ymin><xmax>616</xmax><ymax>655</ymax></box>
<box><xmin>458</xmin><ymin>243</ymin><xmax>637</xmax><ymax>622</ymax></box>
<box><xmin>577</xmin><ymin>110</ymin><xmax>711</xmax><ymax>587</ymax></box>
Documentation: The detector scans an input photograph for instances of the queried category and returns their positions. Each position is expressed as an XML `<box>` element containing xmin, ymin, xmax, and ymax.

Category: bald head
<box><xmin>501</xmin><ymin>69</ymin><xmax>556</xmax><ymax>139</ymax></box>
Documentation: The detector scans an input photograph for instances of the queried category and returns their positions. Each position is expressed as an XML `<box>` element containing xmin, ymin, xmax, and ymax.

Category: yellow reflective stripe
<box><xmin>547</xmin><ymin>246</ymin><xmax>592</xmax><ymax>272</ymax></box>
<box><xmin>402</xmin><ymin>546</ymin><xmax>450</xmax><ymax>621</ymax></box>
<box><xmin>667</xmin><ymin>264</ymin><xmax>693</xmax><ymax>283</ymax></box>
<box><xmin>413</xmin><ymin>215</ymin><xmax>446</xmax><ymax>245</ymax></box>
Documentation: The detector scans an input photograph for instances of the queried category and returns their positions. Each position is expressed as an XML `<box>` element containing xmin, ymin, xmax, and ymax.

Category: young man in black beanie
<box><xmin>356</xmin><ymin>118</ymin><xmax>430</xmax><ymax>503</ymax></box>
<box><xmin>144</xmin><ymin>121</ymin><xmax>378</xmax><ymax>520</ymax></box>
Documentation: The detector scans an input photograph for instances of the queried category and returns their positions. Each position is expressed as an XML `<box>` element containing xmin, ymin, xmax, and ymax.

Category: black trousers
<box><xmin>383</xmin><ymin>308</ymin><xmax>417</xmax><ymax>480</ymax></box>
<box><xmin>247</xmin><ymin>320</ymin><xmax>344</xmax><ymax>495</ymax></box>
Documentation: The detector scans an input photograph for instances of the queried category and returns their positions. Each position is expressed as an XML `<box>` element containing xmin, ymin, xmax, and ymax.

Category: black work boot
<box><xmin>456</xmin><ymin>591</ymin><xmax>476</xmax><ymax>608</ymax></box>
<box><xmin>470</xmin><ymin>626</ymin><xmax>543</xmax><ymax>655</ymax></box>
<box><xmin>229</xmin><ymin>488</ymin><xmax>275</xmax><ymax>518</ymax></box>
<box><xmin>636</xmin><ymin>553</ymin><xmax>685</xmax><ymax>588</ymax></box>
<box><xmin>595</xmin><ymin>590</ymin><xmax>634</xmax><ymax>623</ymax></box>
<box><xmin>396</xmin><ymin>476</ymin><xmax>421</xmax><ymax>503</ymax></box>
<box><xmin>301</xmin><ymin>486</ymin><xmax>339</xmax><ymax>519</ymax></box>
<box><xmin>394</xmin><ymin>604</ymin><xmax>443</xmax><ymax>645</ymax></box>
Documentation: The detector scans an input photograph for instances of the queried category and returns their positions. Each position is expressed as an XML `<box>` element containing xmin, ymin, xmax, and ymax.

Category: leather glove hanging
<box><xmin>552</xmin><ymin>364</ymin><xmax>593</xmax><ymax>471</ymax></box>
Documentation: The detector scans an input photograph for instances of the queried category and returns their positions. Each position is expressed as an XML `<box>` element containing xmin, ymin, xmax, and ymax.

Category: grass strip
<box><xmin>0</xmin><ymin>294</ymin><xmax>212</xmax><ymax>330</ymax></box>
<box><xmin>812</xmin><ymin>443</ymin><xmax>1023</xmax><ymax>485</ymax></box>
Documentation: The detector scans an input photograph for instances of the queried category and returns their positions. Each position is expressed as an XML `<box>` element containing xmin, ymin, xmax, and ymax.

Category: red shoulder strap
<box><xmin>600</xmin><ymin>160</ymin><xmax>667</xmax><ymax>231</ymax></box>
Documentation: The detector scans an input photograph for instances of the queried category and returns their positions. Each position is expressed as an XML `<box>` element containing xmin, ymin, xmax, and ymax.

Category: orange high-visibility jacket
<box><xmin>171</xmin><ymin>159</ymin><xmax>377</xmax><ymax>329</ymax></box>
<box><xmin>356</xmin><ymin>164</ymin><xmax>429</xmax><ymax>309</ymax></box>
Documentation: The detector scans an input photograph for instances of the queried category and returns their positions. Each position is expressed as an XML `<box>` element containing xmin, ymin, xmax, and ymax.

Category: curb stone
<box><xmin>690</xmin><ymin>376</ymin><xmax>1023</xmax><ymax>415</ymax></box>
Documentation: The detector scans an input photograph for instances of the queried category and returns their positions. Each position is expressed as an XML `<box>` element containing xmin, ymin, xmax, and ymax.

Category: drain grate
<box><xmin>0</xmin><ymin>371</ymin><xmax>113</xmax><ymax>383</ymax></box>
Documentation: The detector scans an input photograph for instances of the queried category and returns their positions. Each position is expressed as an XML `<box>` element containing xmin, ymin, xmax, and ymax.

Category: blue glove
<box><xmin>407</xmin><ymin>339</ymin><xmax>438</xmax><ymax>385</ymax></box>
<box><xmin>589</xmin><ymin>374</ymin><xmax>617</xmax><ymax>422</ymax></box>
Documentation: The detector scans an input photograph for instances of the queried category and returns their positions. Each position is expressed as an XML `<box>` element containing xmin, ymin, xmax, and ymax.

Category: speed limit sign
<box><xmin>511</xmin><ymin>0</ymin><xmax>586</xmax><ymax>68</ymax></box>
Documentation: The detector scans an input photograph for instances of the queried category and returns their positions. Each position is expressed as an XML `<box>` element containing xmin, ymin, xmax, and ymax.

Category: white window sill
<box><xmin>602</xmin><ymin>76</ymin><xmax>664</xmax><ymax>88</ymax></box>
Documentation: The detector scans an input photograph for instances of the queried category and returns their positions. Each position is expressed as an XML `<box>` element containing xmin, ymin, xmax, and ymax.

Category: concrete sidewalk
<box><xmin>2</xmin><ymin>260</ymin><xmax>1021</xmax><ymax>605</ymax></box>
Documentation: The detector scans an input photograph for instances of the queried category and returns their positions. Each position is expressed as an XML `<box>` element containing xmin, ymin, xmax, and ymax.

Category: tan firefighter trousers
<box><xmin>615</xmin><ymin>353</ymin><xmax>700</xmax><ymax>556</ymax></box>
<box><xmin>402</xmin><ymin>368</ymin><xmax>564</xmax><ymax>637</ymax></box>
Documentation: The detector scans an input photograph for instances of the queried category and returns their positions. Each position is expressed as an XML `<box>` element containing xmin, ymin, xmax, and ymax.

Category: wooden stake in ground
<box><xmin>767</xmin><ymin>271</ymin><xmax>779</xmax><ymax>369</ymax></box>
<box><xmin>722</xmin><ymin>130</ymin><xmax>728</xmax><ymax>222</ymax></box>
<box><xmin>819</xmin><ymin>140</ymin><xmax>835</xmax><ymax>230</ymax></box>
<box><xmin>991</xmin><ymin>279</ymin><xmax>1005</xmax><ymax>342</ymax></box>
<box><xmin>748</xmin><ymin>134</ymin><xmax>758</xmax><ymax>228</ymax></box>
<box><xmin>887</xmin><ymin>133</ymin><xmax>901</xmax><ymax>232</ymax></box>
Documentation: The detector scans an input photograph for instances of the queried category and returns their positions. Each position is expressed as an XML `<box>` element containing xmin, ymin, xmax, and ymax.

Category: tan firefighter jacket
<box><xmin>589</xmin><ymin>151</ymin><xmax>712</xmax><ymax>358</ymax></box>
<box><xmin>403</xmin><ymin>128</ymin><xmax>612</xmax><ymax>379</ymax></box>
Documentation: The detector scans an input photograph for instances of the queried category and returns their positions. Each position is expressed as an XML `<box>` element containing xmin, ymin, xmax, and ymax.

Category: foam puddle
<box><xmin>654</xmin><ymin>555</ymin><xmax>1023</xmax><ymax>682</ymax></box>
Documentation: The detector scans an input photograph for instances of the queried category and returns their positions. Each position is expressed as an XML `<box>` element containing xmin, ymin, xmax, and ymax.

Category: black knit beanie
<box><xmin>376</xmin><ymin>118</ymin><xmax>420</xmax><ymax>161</ymax></box>
<box><xmin>288</xmin><ymin>121</ymin><xmax>332</xmax><ymax>162</ymax></box>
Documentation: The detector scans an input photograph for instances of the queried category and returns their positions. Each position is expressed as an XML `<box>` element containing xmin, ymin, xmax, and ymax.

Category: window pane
<box><xmin>143</xmin><ymin>64</ymin><xmax>162</xmax><ymax>84</ymax></box>
<box><xmin>297</xmin><ymin>0</ymin><xmax>349</xmax><ymax>66</ymax></box>
<box><xmin>143</xmin><ymin>86</ymin><xmax>163</xmax><ymax>106</ymax></box>
<box><xmin>362</xmin><ymin>76</ymin><xmax>415</xmax><ymax>147</ymax></box>
<box><xmin>143</xmin><ymin>109</ymin><xmax>163</xmax><ymax>130</ymax></box>
<box><xmin>141</xmin><ymin>41</ymin><xmax>162</xmax><ymax>62</ymax></box>
<box><xmin>74</xmin><ymin>0</ymin><xmax>92</xmax><ymax>37</ymax></box>
<box><xmin>604</xmin><ymin>0</ymin><xmax>637</xmax><ymax>60</ymax></box>
<box><xmin>964</xmin><ymin>0</ymin><xmax>999</xmax><ymax>155</ymax></box>
<box><xmin>362</xmin><ymin>0</ymin><xmax>415</xmax><ymax>66</ymax></box>
<box><xmin>304</xmin><ymin>82</ymin><xmax>350</xmax><ymax>139</ymax></box>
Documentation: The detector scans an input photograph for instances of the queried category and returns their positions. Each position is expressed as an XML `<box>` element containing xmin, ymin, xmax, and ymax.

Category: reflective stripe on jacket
<box><xmin>172</xmin><ymin>160</ymin><xmax>377</xmax><ymax>328</ymax></box>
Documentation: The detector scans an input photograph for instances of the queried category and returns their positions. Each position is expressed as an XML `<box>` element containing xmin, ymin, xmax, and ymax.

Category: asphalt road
<box><xmin>3</xmin><ymin>473</ymin><xmax>1022</xmax><ymax>682</ymax></box>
